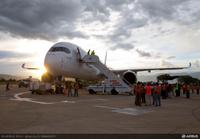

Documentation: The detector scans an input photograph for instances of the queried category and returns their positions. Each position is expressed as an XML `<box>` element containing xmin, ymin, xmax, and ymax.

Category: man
<box><xmin>152</xmin><ymin>83</ymin><xmax>156</xmax><ymax>105</ymax></box>
<box><xmin>162</xmin><ymin>83</ymin><xmax>167</xmax><ymax>99</ymax></box>
<box><xmin>155</xmin><ymin>83</ymin><xmax>161</xmax><ymax>106</ymax></box>
<box><xmin>87</xmin><ymin>49</ymin><xmax>91</xmax><ymax>55</ymax></box>
<box><xmin>174</xmin><ymin>83</ymin><xmax>179</xmax><ymax>97</ymax></box>
<box><xmin>6</xmin><ymin>81</ymin><xmax>10</xmax><ymax>91</ymax></box>
<box><xmin>196</xmin><ymin>84</ymin><xmax>199</xmax><ymax>94</ymax></box>
<box><xmin>145</xmin><ymin>83</ymin><xmax>152</xmax><ymax>106</ymax></box>
<box><xmin>68</xmin><ymin>83</ymin><xmax>73</xmax><ymax>97</ymax></box>
<box><xmin>91</xmin><ymin>50</ymin><xmax>95</xmax><ymax>55</ymax></box>
<box><xmin>186</xmin><ymin>84</ymin><xmax>190</xmax><ymax>98</ymax></box>
<box><xmin>74</xmin><ymin>82</ymin><xmax>79</xmax><ymax>97</ymax></box>
<box><xmin>141</xmin><ymin>83</ymin><xmax>146</xmax><ymax>104</ymax></box>
<box><xmin>182</xmin><ymin>84</ymin><xmax>186</xmax><ymax>94</ymax></box>
<box><xmin>135</xmin><ymin>82</ymin><xmax>141</xmax><ymax>106</ymax></box>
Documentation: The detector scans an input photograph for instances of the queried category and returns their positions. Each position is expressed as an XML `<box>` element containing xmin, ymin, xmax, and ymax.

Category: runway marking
<box><xmin>11</xmin><ymin>92</ymin><xmax>105</xmax><ymax>105</ymax></box>
<box><xmin>94</xmin><ymin>105</ymin><xmax>153</xmax><ymax>115</ymax></box>
<box><xmin>11</xmin><ymin>92</ymin><xmax>76</xmax><ymax>105</ymax></box>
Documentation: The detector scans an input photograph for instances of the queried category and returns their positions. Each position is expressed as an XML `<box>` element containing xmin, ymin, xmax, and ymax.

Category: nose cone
<box><xmin>44</xmin><ymin>53</ymin><xmax>61</xmax><ymax>76</ymax></box>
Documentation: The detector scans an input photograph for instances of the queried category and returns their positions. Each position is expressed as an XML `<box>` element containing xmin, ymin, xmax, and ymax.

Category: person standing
<box><xmin>155</xmin><ymin>83</ymin><xmax>161</xmax><ymax>106</ymax></box>
<box><xmin>186</xmin><ymin>84</ymin><xmax>190</xmax><ymax>98</ymax></box>
<box><xmin>152</xmin><ymin>83</ymin><xmax>156</xmax><ymax>105</ymax></box>
<box><xmin>191</xmin><ymin>85</ymin><xmax>194</xmax><ymax>94</ymax></box>
<box><xmin>68</xmin><ymin>83</ymin><xmax>73</xmax><ymax>97</ymax></box>
<box><xmin>196</xmin><ymin>84</ymin><xmax>199</xmax><ymax>95</ymax></box>
<box><xmin>6</xmin><ymin>81</ymin><xmax>10</xmax><ymax>91</ymax></box>
<box><xmin>182</xmin><ymin>84</ymin><xmax>186</xmax><ymax>94</ymax></box>
<box><xmin>162</xmin><ymin>83</ymin><xmax>167</xmax><ymax>99</ymax></box>
<box><xmin>87</xmin><ymin>49</ymin><xmax>91</xmax><ymax>55</ymax></box>
<box><xmin>65</xmin><ymin>82</ymin><xmax>69</xmax><ymax>89</ymax></box>
<box><xmin>91</xmin><ymin>50</ymin><xmax>95</xmax><ymax>55</ymax></box>
<box><xmin>135</xmin><ymin>82</ymin><xmax>141</xmax><ymax>106</ymax></box>
<box><xmin>145</xmin><ymin>83</ymin><xmax>152</xmax><ymax>106</ymax></box>
<box><xmin>74</xmin><ymin>82</ymin><xmax>79</xmax><ymax>97</ymax></box>
<box><xmin>178</xmin><ymin>83</ymin><xmax>181</xmax><ymax>96</ymax></box>
<box><xmin>168</xmin><ymin>84</ymin><xmax>172</xmax><ymax>98</ymax></box>
<box><xmin>141</xmin><ymin>83</ymin><xmax>146</xmax><ymax>104</ymax></box>
<box><xmin>175</xmin><ymin>83</ymin><xmax>179</xmax><ymax>97</ymax></box>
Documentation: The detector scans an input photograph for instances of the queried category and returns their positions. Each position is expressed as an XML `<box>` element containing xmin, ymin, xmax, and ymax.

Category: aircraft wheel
<box><xmin>111</xmin><ymin>89</ymin><xmax>118</xmax><ymax>95</ymax></box>
<box><xmin>89</xmin><ymin>89</ymin><xmax>94</xmax><ymax>94</ymax></box>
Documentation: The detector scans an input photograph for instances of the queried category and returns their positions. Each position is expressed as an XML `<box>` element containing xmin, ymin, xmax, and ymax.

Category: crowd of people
<box><xmin>134</xmin><ymin>82</ymin><xmax>199</xmax><ymax>107</ymax></box>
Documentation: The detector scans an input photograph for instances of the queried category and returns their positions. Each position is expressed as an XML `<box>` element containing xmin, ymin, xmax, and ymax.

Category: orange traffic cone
<box><xmin>63</xmin><ymin>91</ymin><xmax>66</xmax><ymax>96</ymax></box>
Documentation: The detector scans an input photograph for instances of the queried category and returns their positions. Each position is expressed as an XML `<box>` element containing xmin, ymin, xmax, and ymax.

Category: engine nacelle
<box><xmin>41</xmin><ymin>72</ymin><xmax>53</xmax><ymax>83</ymax></box>
<box><xmin>122</xmin><ymin>70</ymin><xmax>137</xmax><ymax>85</ymax></box>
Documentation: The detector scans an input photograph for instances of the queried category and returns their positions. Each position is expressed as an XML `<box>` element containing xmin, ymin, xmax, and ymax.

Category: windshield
<box><xmin>49</xmin><ymin>47</ymin><xmax>71</xmax><ymax>54</ymax></box>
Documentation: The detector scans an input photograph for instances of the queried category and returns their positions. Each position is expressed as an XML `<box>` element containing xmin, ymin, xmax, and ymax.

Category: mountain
<box><xmin>0</xmin><ymin>74</ymin><xmax>26</xmax><ymax>80</ymax></box>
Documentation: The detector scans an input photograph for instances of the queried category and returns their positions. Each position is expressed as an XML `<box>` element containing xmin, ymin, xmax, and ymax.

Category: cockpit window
<box><xmin>49</xmin><ymin>47</ymin><xmax>71</xmax><ymax>54</ymax></box>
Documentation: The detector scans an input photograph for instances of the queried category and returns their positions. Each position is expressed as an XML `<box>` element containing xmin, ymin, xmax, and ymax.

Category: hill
<box><xmin>0</xmin><ymin>74</ymin><xmax>26</xmax><ymax>80</ymax></box>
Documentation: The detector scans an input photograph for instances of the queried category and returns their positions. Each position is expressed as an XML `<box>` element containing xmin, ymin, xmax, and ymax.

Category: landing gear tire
<box><xmin>89</xmin><ymin>89</ymin><xmax>94</xmax><ymax>94</ymax></box>
<box><xmin>111</xmin><ymin>89</ymin><xmax>119</xmax><ymax>95</ymax></box>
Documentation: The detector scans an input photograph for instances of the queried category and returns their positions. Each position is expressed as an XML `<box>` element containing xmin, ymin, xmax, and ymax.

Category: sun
<box><xmin>38</xmin><ymin>66</ymin><xmax>47</xmax><ymax>77</ymax></box>
<box><xmin>30</xmin><ymin>63</ymin><xmax>47</xmax><ymax>80</ymax></box>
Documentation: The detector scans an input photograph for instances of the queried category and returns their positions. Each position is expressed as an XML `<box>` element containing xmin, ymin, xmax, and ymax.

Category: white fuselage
<box><xmin>44</xmin><ymin>42</ymin><xmax>100</xmax><ymax>80</ymax></box>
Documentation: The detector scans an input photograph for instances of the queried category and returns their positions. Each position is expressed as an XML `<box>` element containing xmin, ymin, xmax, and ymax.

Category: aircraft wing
<box><xmin>22</xmin><ymin>63</ymin><xmax>40</xmax><ymax>70</ymax></box>
<box><xmin>112</xmin><ymin>63</ymin><xmax>191</xmax><ymax>75</ymax></box>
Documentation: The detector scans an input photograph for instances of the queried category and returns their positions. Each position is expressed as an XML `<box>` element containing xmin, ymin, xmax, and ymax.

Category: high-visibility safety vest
<box><xmin>162</xmin><ymin>84</ymin><xmax>166</xmax><ymax>91</ymax></box>
<box><xmin>135</xmin><ymin>85</ymin><xmax>141</xmax><ymax>93</ymax></box>
<box><xmin>155</xmin><ymin>85</ymin><xmax>161</xmax><ymax>94</ymax></box>
<box><xmin>68</xmin><ymin>85</ymin><xmax>72</xmax><ymax>90</ymax></box>
<box><xmin>75</xmin><ymin>84</ymin><xmax>79</xmax><ymax>90</ymax></box>
<box><xmin>186</xmin><ymin>85</ymin><xmax>190</xmax><ymax>90</ymax></box>
<box><xmin>146</xmin><ymin>86</ymin><xmax>152</xmax><ymax>94</ymax></box>
<box><xmin>174</xmin><ymin>84</ymin><xmax>178</xmax><ymax>90</ymax></box>
<box><xmin>91</xmin><ymin>51</ymin><xmax>95</xmax><ymax>55</ymax></box>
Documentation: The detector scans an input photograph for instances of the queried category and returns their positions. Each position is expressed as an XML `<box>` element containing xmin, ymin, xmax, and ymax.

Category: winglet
<box><xmin>22</xmin><ymin>63</ymin><xmax>25</xmax><ymax>68</ymax></box>
<box><xmin>21</xmin><ymin>63</ymin><xmax>40</xmax><ymax>70</ymax></box>
<box><xmin>189</xmin><ymin>62</ymin><xmax>191</xmax><ymax>68</ymax></box>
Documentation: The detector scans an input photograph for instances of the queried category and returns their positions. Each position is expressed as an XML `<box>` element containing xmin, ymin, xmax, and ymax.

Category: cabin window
<box><xmin>49</xmin><ymin>47</ymin><xmax>71</xmax><ymax>54</ymax></box>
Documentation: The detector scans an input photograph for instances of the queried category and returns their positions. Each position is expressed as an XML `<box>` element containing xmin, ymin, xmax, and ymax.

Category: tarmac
<box><xmin>0</xmin><ymin>85</ymin><xmax>200</xmax><ymax>135</ymax></box>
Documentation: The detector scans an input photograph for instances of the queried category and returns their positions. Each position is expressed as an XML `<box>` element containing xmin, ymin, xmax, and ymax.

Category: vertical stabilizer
<box><xmin>104</xmin><ymin>52</ymin><xmax>107</xmax><ymax>66</ymax></box>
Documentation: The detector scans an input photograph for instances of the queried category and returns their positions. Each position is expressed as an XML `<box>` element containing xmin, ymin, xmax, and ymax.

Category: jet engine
<box><xmin>41</xmin><ymin>72</ymin><xmax>53</xmax><ymax>83</ymax></box>
<box><xmin>122</xmin><ymin>71</ymin><xmax>137</xmax><ymax>85</ymax></box>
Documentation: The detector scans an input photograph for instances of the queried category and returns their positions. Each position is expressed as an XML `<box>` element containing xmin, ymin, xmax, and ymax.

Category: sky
<box><xmin>0</xmin><ymin>0</ymin><xmax>200</xmax><ymax>79</ymax></box>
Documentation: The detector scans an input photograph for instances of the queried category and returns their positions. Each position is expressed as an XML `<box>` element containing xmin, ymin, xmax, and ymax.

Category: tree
<box><xmin>157</xmin><ymin>74</ymin><xmax>171</xmax><ymax>83</ymax></box>
<box><xmin>178</xmin><ymin>75</ymin><xmax>199</xmax><ymax>84</ymax></box>
<box><xmin>0</xmin><ymin>77</ymin><xmax>6</xmax><ymax>82</ymax></box>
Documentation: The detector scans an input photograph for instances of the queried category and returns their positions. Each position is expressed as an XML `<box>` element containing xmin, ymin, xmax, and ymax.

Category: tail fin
<box><xmin>104</xmin><ymin>52</ymin><xmax>107</xmax><ymax>66</ymax></box>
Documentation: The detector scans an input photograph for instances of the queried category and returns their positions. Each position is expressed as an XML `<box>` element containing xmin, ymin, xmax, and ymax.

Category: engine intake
<box><xmin>122</xmin><ymin>71</ymin><xmax>137</xmax><ymax>85</ymax></box>
<box><xmin>41</xmin><ymin>72</ymin><xmax>53</xmax><ymax>83</ymax></box>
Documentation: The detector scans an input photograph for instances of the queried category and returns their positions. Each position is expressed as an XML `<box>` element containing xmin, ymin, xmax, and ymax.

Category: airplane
<box><xmin>22</xmin><ymin>42</ymin><xmax>191</xmax><ymax>86</ymax></box>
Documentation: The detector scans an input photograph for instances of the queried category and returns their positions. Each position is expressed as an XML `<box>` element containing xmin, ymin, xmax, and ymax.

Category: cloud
<box><xmin>0</xmin><ymin>50</ymin><xmax>34</xmax><ymax>59</ymax></box>
<box><xmin>166</xmin><ymin>56</ymin><xmax>176</xmax><ymax>59</ymax></box>
<box><xmin>110</xmin><ymin>43</ymin><xmax>134</xmax><ymax>51</ymax></box>
<box><xmin>0</xmin><ymin>0</ymin><xmax>88</xmax><ymax>41</ymax></box>
<box><xmin>160</xmin><ymin>60</ymin><xmax>174</xmax><ymax>68</ymax></box>
<box><xmin>193</xmin><ymin>60</ymin><xmax>200</xmax><ymax>69</ymax></box>
<box><xmin>0</xmin><ymin>0</ymin><xmax>199</xmax><ymax>46</ymax></box>
<box><xmin>135</xmin><ymin>49</ymin><xmax>151</xmax><ymax>57</ymax></box>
